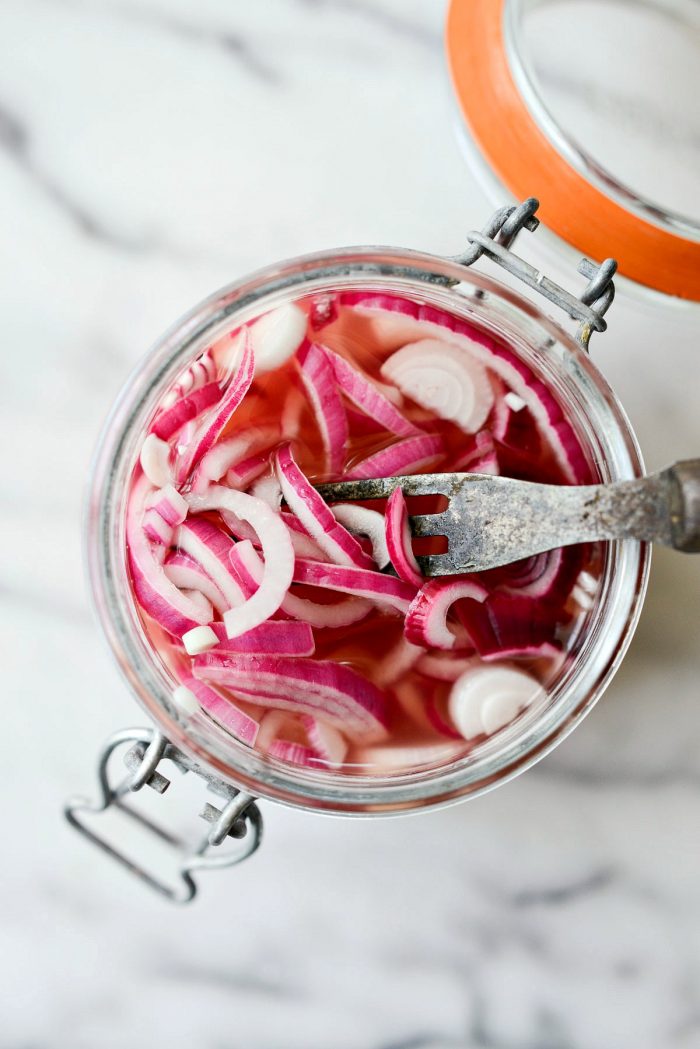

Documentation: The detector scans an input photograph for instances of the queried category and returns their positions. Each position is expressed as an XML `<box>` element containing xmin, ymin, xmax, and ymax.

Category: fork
<box><xmin>314</xmin><ymin>459</ymin><xmax>700</xmax><ymax>576</ymax></box>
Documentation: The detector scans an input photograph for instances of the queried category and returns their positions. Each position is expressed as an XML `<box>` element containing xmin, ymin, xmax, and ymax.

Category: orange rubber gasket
<box><xmin>446</xmin><ymin>0</ymin><xmax>700</xmax><ymax>301</ymax></box>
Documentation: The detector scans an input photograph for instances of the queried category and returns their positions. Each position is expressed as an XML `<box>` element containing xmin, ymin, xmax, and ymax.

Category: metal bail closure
<box><xmin>451</xmin><ymin>197</ymin><xmax>617</xmax><ymax>351</ymax></box>
<box><xmin>65</xmin><ymin>727</ymin><xmax>263</xmax><ymax>904</ymax></box>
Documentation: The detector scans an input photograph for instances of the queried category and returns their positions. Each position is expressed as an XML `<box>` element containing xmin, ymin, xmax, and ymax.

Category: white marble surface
<box><xmin>3</xmin><ymin>2</ymin><xmax>700</xmax><ymax>1046</ymax></box>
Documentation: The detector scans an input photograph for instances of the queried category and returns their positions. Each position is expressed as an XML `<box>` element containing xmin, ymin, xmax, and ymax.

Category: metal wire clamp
<box><xmin>64</xmin><ymin>727</ymin><xmax>263</xmax><ymax>903</ymax></box>
<box><xmin>452</xmin><ymin>197</ymin><xmax>617</xmax><ymax>350</ymax></box>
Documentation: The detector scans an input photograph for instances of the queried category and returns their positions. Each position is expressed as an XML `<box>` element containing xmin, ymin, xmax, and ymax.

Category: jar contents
<box><xmin>127</xmin><ymin>291</ymin><xmax>602</xmax><ymax>773</ymax></box>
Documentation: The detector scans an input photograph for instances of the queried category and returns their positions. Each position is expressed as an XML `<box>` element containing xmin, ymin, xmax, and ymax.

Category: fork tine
<box><xmin>409</xmin><ymin>513</ymin><xmax>448</xmax><ymax>538</ymax></box>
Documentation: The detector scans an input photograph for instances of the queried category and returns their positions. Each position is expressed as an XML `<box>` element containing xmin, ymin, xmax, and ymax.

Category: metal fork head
<box><xmin>316</xmin><ymin>461</ymin><xmax>700</xmax><ymax>573</ymax></box>
<box><xmin>314</xmin><ymin>472</ymin><xmax>594</xmax><ymax>576</ymax></box>
<box><xmin>314</xmin><ymin>473</ymin><xmax>489</xmax><ymax>576</ymax></box>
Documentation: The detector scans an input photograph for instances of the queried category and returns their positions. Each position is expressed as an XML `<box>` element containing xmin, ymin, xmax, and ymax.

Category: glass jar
<box><xmin>69</xmin><ymin>215</ymin><xmax>649</xmax><ymax>899</ymax></box>
<box><xmin>446</xmin><ymin>0</ymin><xmax>700</xmax><ymax>311</ymax></box>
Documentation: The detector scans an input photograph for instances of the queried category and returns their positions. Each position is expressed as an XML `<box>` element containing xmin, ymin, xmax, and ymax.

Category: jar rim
<box><xmin>86</xmin><ymin>244</ymin><xmax>650</xmax><ymax>815</ymax></box>
<box><xmin>445</xmin><ymin>0</ymin><xmax>700</xmax><ymax>302</ymax></box>
<box><xmin>505</xmin><ymin>0</ymin><xmax>700</xmax><ymax>244</ymax></box>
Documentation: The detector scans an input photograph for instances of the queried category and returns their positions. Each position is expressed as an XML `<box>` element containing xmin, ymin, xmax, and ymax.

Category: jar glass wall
<box><xmin>86</xmin><ymin>246</ymin><xmax>649</xmax><ymax>815</ymax></box>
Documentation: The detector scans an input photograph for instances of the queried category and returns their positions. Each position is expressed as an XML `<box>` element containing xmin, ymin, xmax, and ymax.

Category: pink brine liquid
<box><xmin>126</xmin><ymin>291</ymin><xmax>603</xmax><ymax>774</ymax></box>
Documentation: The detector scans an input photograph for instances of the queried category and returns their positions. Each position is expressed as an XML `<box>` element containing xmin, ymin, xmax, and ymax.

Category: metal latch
<box><xmin>452</xmin><ymin>197</ymin><xmax>617</xmax><ymax>350</ymax></box>
<box><xmin>65</xmin><ymin>727</ymin><xmax>263</xmax><ymax>903</ymax></box>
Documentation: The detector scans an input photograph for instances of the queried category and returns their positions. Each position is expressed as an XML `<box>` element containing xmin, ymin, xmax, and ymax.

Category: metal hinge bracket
<box><xmin>452</xmin><ymin>197</ymin><xmax>617</xmax><ymax>350</ymax></box>
<box><xmin>64</xmin><ymin>727</ymin><xmax>262</xmax><ymax>904</ymax></box>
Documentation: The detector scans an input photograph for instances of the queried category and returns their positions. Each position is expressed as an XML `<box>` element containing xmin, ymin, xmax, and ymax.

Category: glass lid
<box><xmin>446</xmin><ymin>0</ymin><xmax>700</xmax><ymax>302</ymax></box>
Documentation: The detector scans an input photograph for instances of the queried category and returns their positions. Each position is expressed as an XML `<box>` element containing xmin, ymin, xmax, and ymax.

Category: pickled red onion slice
<box><xmin>498</xmin><ymin>549</ymin><xmax>565</xmax><ymax>599</ymax></box>
<box><xmin>250</xmin><ymin>303</ymin><xmax>307</xmax><ymax>374</ymax></box>
<box><xmin>448</xmin><ymin>665</ymin><xmax>544</xmax><ymax>740</ymax></box>
<box><xmin>175</xmin><ymin>518</ymin><xmax>245</xmax><ymax>610</ymax></box>
<box><xmin>163</xmin><ymin>551</ymin><xmax>228</xmax><ymax>616</ymax></box>
<box><xmin>146</xmin><ymin>484</ymin><xmax>188</xmax><ymax>527</ymax></box>
<box><xmin>176</xmin><ymin>332</ymin><xmax>254</xmax><ymax>481</ymax></box>
<box><xmin>180</xmin><ymin>674</ymin><xmax>259</xmax><ymax>746</ymax></box>
<box><xmin>143</xmin><ymin>508</ymin><xmax>173</xmax><ymax>546</ymax></box>
<box><xmin>267</xmin><ymin>740</ymin><xmax>318</xmax><ymax>766</ymax></box>
<box><xmin>381</xmin><ymin>339</ymin><xmax>494</xmax><ymax>434</ymax></box>
<box><xmin>207</xmin><ymin>620</ymin><xmax>315</xmax><ymax>657</ymax></box>
<box><xmin>275</xmin><ymin>443</ymin><xmax>374</xmax><ymax>569</ymax></box>
<box><xmin>297</xmin><ymin>340</ymin><xmax>348</xmax><ymax>475</ymax></box>
<box><xmin>301</xmin><ymin>716</ymin><xmax>348</xmax><ymax>767</ymax></box>
<box><xmin>455</xmin><ymin>594</ymin><xmax>563</xmax><ymax>662</ymax></box>
<box><xmin>351</xmin><ymin>741</ymin><xmax>462</xmax><ymax>770</ymax></box>
<box><xmin>139</xmin><ymin>434</ymin><xmax>172</xmax><ymax>488</ymax></box>
<box><xmin>161</xmin><ymin>350</ymin><xmax>217</xmax><ymax>409</ymax></box>
<box><xmin>375</xmin><ymin>636</ymin><xmax>424</xmax><ymax>688</ymax></box>
<box><xmin>404</xmin><ymin>578</ymin><xmax>488</xmax><ymax>650</ymax></box>
<box><xmin>452</xmin><ymin>432</ymin><xmax>499</xmax><ymax>475</ymax></box>
<box><xmin>151</xmin><ymin>381</ymin><xmax>222</xmax><ymax>441</ymax></box>
<box><xmin>385</xmin><ymin>487</ymin><xmax>422</xmax><ymax>586</ymax></box>
<box><xmin>229</xmin><ymin>541</ymin><xmax>373</xmax><ymax>629</ymax></box>
<box><xmin>192</xmin><ymin>653</ymin><xmax>388</xmax><ymax>742</ymax></box>
<box><xmin>182</xmin><ymin>625</ymin><xmax>219</xmax><ymax>655</ymax></box>
<box><xmin>257</xmin><ymin>710</ymin><xmax>302</xmax><ymax>753</ymax></box>
<box><xmin>187</xmin><ymin>486</ymin><xmax>294</xmax><ymax>638</ymax></box>
<box><xmin>323</xmin><ymin>346</ymin><xmax>422</xmax><ymax>437</ymax></box>
<box><xmin>127</xmin><ymin>475</ymin><xmax>211</xmax><ymax>636</ymax></box>
<box><xmin>345</xmin><ymin>434</ymin><xmax>445</xmax><ymax>481</ymax></box>
<box><xmin>225</xmin><ymin>453</ymin><xmax>270</xmax><ymax>490</ymax></box>
<box><xmin>181</xmin><ymin>589</ymin><xmax>214</xmax><ymax>622</ymax></box>
<box><xmin>331</xmin><ymin>504</ymin><xmax>390</xmax><ymax>569</ymax></box>
<box><xmin>292</xmin><ymin>558</ymin><xmax>418</xmax><ymax>614</ymax></box>
<box><xmin>190</xmin><ymin>425</ymin><xmax>279</xmax><ymax>493</ymax></box>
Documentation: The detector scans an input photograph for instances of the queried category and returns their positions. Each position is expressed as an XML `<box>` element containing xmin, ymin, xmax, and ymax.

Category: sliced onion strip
<box><xmin>331</xmin><ymin>504</ymin><xmax>389</xmax><ymax>569</ymax></box>
<box><xmin>297</xmin><ymin>340</ymin><xmax>348</xmax><ymax>475</ymax></box>
<box><xmin>380</xmin><ymin>339</ymin><xmax>494</xmax><ymax>434</ymax></box>
<box><xmin>126</xmin><ymin>476</ymin><xmax>211</xmax><ymax>636</ymax></box>
<box><xmin>207</xmin><ymin>619</ymin><xmax>315</xmax><ymax>657</ymax></box>
<box><xmin>324</xmin><ymin>346</ymin><xmax>422</xmax><ymax>437</ymax></box>
<box><xmin>385</xmin><ymin>487</ymin><xmax>422</xmax><ymax>586</ymax></box>
<box><xmin>192</xmin><ymin>653</ymin><xmax>388</xmax><ymax>742</ymax></box>
<box><xmin>448</xmin><ymin>665</ymin><xmax>544</xmax><ymax>740</ymax></box>
<box><xmin>151</xmin><ymin>381</ymin><xmax>222</xmax><ymax>442</ymax></box>
<box><xmin>146</xmin><ymin>484</ymin><xmax>188</xmax><ymax>526</ymax></box>
<box><xmin>230</xmin><ymin>541</ymin><xmax>373</xmax><ymax>629</ymax></box>
<box><xmin>301</xmin><ymin>716</ymin><xmax>348</xmax><ymax>767</ymax></box>
<box><xmin>345</xmin><ymin>434</ymin><xmax>444</xmax><ymax>481</ymax></box>
<box><xmin>275</xmin><ymin>443</ymin><xmax>374</xmax><ymax>569</ymax></box>
<box><xmin>292</xmin><ymin>558</ymin><xmax>418</xmax><ymax>614</ymax></box>
<box><xmin>190</xmin><ymin>425</ymin><xmax>278</xmax><ymax>494</ymax></box>
<box><xmin>405</xmin><ymin>578</ymin><xmax>488</xmax><ymax>650</ymax></box>
<box><xmin>139</xmin><ymin>434</ymin><xmax>173</xmax><ymax>488</ymax></box>
<box><xmin>187</xmin><ymin>486</ymin><xmax>294</xmax><ymax>638</ymax></box>
<box><xmin>181</xmin><ymin>674</ymin><xmax>259</xmax><ymax>746</ymax></box>
<box><xmin>176</xmin><ymin>332</ymin><xmax>255</xmax><ymax>481</ymax></box>
<box><xmin>175</xmin><ymin>518</ymin><xmax>245</xmax><ymax>610</ymax></box>
<box><xmin>163</xmin><ymin>551</ymin><xmax>228</xmax><ymax>615</ymax></box>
